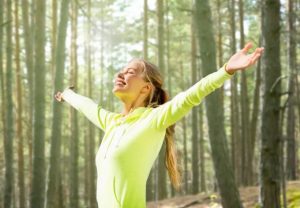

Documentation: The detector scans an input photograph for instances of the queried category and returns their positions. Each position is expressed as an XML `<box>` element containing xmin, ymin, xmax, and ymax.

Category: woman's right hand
<box><xmin>55</xmin><ymin>91</ymin><xmax>64</xmax><ymax>102</ymax></box>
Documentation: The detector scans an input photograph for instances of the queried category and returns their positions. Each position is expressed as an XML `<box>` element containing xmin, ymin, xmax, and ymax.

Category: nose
<box><xmin>116</xmin><ymin>71</ymin><xmax>124</xmax><ymax>79</ymax></box>
<box><xmin>113</xmin><ymin>71</ymin><xmax>124</xmax><ymax>83</ymax></box>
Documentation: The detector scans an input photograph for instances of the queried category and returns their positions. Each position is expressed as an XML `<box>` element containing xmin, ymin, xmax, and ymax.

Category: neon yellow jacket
<box><xmin>62</xmin><ymin>65</ymin><xmax>232</xmax><ymax>208</ymax></box>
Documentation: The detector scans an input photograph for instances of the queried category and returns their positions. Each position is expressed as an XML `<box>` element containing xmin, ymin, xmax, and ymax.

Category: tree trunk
<box><xmin>30</xmin><ymin>0</ymin><xmax>46</xmax><ymax>207</ymax></box>
<box><xmin>216</xmin><ymin>0</ymin><xmax>224</xmax><ymax>110</ymax></box>
<box><xmin>86</xmin><ymin>1</ymin><xmax>97</xmax><ymax>207</ymax></box>
<box><xmin>144</xmin><ymin>0</ymin><xmax>154</xmax><ymax>201</ymax></box>
<box><xmin>238</xmin><ymin>0</ymin><xmax>252</xmax><ymax>186</ymax></box>
<box><xmin>46</xmin><ymin>0</ymin><xmax>70</xmax><ymax>207</ymax></box>
<box><xmin>143</xmin><ymin>0</ymin><xmax>148</xmax><ymax>60</ymax></box>
<box><xmin>195</xmin><ymin>1</ymin><xmax>243</xmax><ymax>207</ymax></box>
<box><xmin>191</xmin><ymin>18</ymin><xmax>199</xmax><ymax>194</ymax></box>
<box><xmin>4</xmin><ymin>0</ymin><xmax>15</xmax><ymax>207</ymax></box>
<box><xmin>260</xmin><ymin>0</ymin><xmax>281</xmax><ymax>207</ymax></box>
<box><xmin>286</xmin><ymin>0</ymin><xmax>297</xmax><ymax>181</ymax></box>
<box><xmin>0</xmin><ymin>3</ymin><xmax>5</xmax><ymax>195</ymax></box>
<box><xmin>157</xmin><ymin>0</ymin><xmax>167</xmax><ymax>200</ymax></box>
<box><xmin>199</xmin><ymin>104</ymin><xmax>206</xmax><ymax>192</ymax></box>
<box><xmin>179</xmin><ymin>57</ymin><xmax>188</xmax><ymax>194</ymax></box>
<box><xmin>14</xmin><ymin>0</ymin><xmax>25</xmax><ymax>207</ymax></box>
<box><xmin>216</xmin><ymin>0</ymin><xmax>223</xmax><ymax>68</ymax></box>
<box><xmin>21</xmin><ymin>0</ymin><xmax>34</xmax><ymax>196</ymax></box>
<box><xmin>69</xmin><ymin>1</ymin><xmax>79</xmax><ymax>207</ymax></box>
<box><xmin>249</xmin><ymin>39</ymin><xmax>262</xmax><ymax>187</ymax></box>
<box><xmin>229</xmin><ymin>0</ymin><xmax>241</xmax><ymax>186</ymax></box>
<box><xmin>0</xmin><ymin>1</ymin><xmax>7</xmax><ymax>206</ymax></box>
<box><xmin>182</xmin><ymin>117</ymin><xmax>188</xmax><ymax>193</ymax></box>
<box><xmin>51</xmin><ymin>0</ymin><xmax>57</xmax><ymax>83</ymax></box>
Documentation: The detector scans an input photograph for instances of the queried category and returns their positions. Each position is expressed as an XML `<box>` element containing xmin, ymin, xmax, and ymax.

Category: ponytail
<box><xmin>148</xmin><ymin>87</ymin><xmax>182</xmax><ymax>191</ymax></box>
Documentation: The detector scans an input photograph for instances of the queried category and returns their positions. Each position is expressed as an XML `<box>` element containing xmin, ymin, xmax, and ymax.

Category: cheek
<box><xmin>126</xmin><ymin>77</ymin><xmax>144</xmax><ymax>88</ymax></box>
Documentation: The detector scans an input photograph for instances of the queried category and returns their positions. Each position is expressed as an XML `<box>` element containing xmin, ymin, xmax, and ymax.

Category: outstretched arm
<box><xmin>55</xmin><ymin>88</ymin><xmax>115</xmax><ymax>131</ymax></box>
<box><xmin>151</xmin><ymin>42</ymin><xmax>264</xmax><ymax>129</ymax></box>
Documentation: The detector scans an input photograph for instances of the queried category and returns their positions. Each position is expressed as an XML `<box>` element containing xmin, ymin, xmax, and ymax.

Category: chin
<box><xmin>113</xmin><ymin>88</ymin><xmax>125</xmax><ymax>97</ymax></box>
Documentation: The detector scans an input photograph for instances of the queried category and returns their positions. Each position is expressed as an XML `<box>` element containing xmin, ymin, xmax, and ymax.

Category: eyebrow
<box><xmin>121</xmin><ymin>67</ymin><xmax>138</xmax><ymax>73</ymax></box>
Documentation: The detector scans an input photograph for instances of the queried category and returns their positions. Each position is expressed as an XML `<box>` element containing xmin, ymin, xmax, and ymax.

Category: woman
<box><xmin>55</xmin><ymin>42</ymin><xmax>264</xmax><ymax>208</ymax></box>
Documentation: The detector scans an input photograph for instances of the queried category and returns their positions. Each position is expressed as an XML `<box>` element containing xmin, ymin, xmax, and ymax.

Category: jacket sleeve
<box><xmin>150</xmin><ymin>65</ymin><xmax>233</xmax><ymax>130</ymax></box>
<box><xmin>61</xmin><ymin>89</ymin><xmax>115</xmax><ymax>131</ymax></box>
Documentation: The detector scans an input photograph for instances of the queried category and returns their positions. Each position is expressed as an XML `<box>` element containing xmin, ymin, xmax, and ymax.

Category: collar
<box><xmin>114</xmin><ymin>107</ymin><xmax>149</xmax><ymax>123</ymax></box>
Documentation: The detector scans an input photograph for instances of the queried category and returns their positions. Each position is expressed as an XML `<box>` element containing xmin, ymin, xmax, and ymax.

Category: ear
<box><xmin>141</xmin><ymin>83</ymin><xmax>152</xmax><ymax>94</ymax></box>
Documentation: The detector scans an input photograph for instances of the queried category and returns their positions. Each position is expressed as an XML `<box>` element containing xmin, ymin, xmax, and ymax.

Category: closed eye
<box><xmin>120</xmin><ymin>67</ymin><xmax>138</xmax><ymax>75</ymax></box>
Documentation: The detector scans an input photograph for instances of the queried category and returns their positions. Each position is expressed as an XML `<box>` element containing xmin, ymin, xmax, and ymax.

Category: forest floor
<box><xmin>147</xmin><ymin>181</ymin><xmax>300</xmax><ymax>208</ymax></box>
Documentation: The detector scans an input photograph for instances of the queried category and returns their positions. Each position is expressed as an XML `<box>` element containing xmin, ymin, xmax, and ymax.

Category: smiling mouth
<box><xmin>115</xmin><ymin>80</ymin><xmax>126</xmax><ymax>86</ymax></box>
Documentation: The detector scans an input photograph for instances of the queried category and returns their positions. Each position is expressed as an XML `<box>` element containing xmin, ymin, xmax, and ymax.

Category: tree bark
<box><xmin>14</xmin><ymin>0</ymin><xmax>25</xmax><ymax>207</ymax></box>
<box><xmin>229</xmin><ymin>0</ymin><xmax>241</xmax><ymax>186</ymax></box>
<box><xmin>0</xmin><ymin>2</ymin><xmax>7</xmax><ymax>207</ymax></box>
<box><xmin>191</xmin><ymin>18</ymin><xmax>199</xmax><ymax>194</ymax></box>
<box><xmin>286</xmin><ymin>0</ymin><xmax>297</xmax><ymax>181</ymax></box>
<box><xmin>143</xmin><ymin>0</ymin><xmax>148</xmax><ymax>60</ymax></box>
<box><xmin>69</xmin><ymin>1</ymin><xmax>79</xmax><ymax>207</ymax></box>
<box><xmin>51</xmin><ymin>0</ymin><xmax>57</xmax><ymax>83</ymax></box>
<box><xmin>4</xmin><ymin>0</ymin><xmax>15</xmax><ymax>207</ymax></box>
<box><xmin>195</xmin><ymin>0</ymin><xmax>243</xmax><ymax>207</ymax></box>
<box><xmin>238</xmin><ymin>0</ymin><xmax>252</xmax><ymax>186</ymax></box>
<box><xmin>199</xmin><ymin>104</ymin><xmax>206</xmax><ymax>192</ymax></box>
<box><xmin>157</xmin><ymin>0</ymin><xmax>167</xmax><ymax>200</ymax></box>
<box><xmin>86</xmin><ymin>1</ymin><xmax>97</xmax><ymax>207</ymax></box>
<box><xmin>46</xmin><ymin>0</ymin><xmax>70</xmax><ymax>207</ymax></box>
<box><xmin>144</xmin><ymin>0</ymin><xmax>155</xmax><ymax>201</ymax></box>
<box><xmin>249</xmin><ymin>40</ymin><xmax>261</xmax><ymax>188</ymax></box>
<box><xmin>260</xmin><ymin>0</ymin><xmax>281</xmax><ymax>207</ymax></box>
<box><xmin>21</xmin><ymin>0</ymin><xmax>34</xmax><ymax>195</ymax></box>
<box><xmin>30</xmin><ymin>0</ymin><xmax>46</xmax><ymax>207</ymax></box>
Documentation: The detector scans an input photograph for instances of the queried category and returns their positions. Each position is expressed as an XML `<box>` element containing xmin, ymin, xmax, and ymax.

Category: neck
<box><xmin>121</xmin><ymin>99</ymin><xmax>145</xmax><ymax>116</ymax></box>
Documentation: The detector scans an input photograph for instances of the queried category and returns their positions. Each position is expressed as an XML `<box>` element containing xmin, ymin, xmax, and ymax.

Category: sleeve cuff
<box><xmin>220</xmin><ymin>63</ymin><xmax>234</xmax><ymax>77</ymax></box>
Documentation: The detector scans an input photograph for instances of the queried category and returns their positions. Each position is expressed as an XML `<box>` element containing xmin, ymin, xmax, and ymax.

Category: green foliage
<box><xmin>286</xmin><ymin>189</ymin><xmax>300</xmax><ymax>208</ymax></box>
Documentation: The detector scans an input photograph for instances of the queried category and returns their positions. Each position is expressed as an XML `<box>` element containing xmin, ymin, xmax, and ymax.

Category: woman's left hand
<box><xmin>225</xmin><ymin>42</ymin><xmax>264</xmax><ymax>74</ymax></box>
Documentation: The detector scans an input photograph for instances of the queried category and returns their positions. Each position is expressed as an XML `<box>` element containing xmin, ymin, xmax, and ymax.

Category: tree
<box><xmin>21</xmin><ymin>0</ymin><xmax>34</xmax><ymax>194</ymax></box>
<box><xmin>238</xmin><ymin>0</ymin><xmax>252</xmax><ymax>186</ymax></box>
<box><xmin>68</xmin><ymin>1</ymin><xmax>79</xmax><ymax>207</ymax></box>
<box><xmin>14</xmin><ymin>0</ymin><xmax>25</xmax><ymax>207</ymax></box>
<box><xmin>46</xmin><ymin>0</ymin><xmax>70</xmax><ymax>207</ymax></box>
<box><xmin>260</xmin><ymin>0</ymin><xmax>281</xmax><ymax>207</ymax></box>
<box><xmin>194</xmin><ymin>0</ymin><xmax>243</xmax><ymax>207</ymax></box>
<box><xmin>229</xmin><ymin>0</ymin><xmax>241</xmax><ymax>185</ymax></box>
<box><xmin>286</xmin><ymin>0</ymin><xmax>297</xmax><ymax>181</ymax></box>
<box><xmin>30</xmin><ymin>0</ymin><xmax>46</xmax><ymax>207</ymax></box>
<box><xmin>0</xmin><ymin>3</ymin><xmax>6</xmax><ymax>206</ymax></box>
<box><xmin>144</xmin><ymin>0</ymin><xmax>155</xmax><ymax>201</ymax></box>
<box><xmin>4</xmin><ymin>0</ymin><xmax>15</xmax><ymax>207</ymax></box>
<box><xmin>86</xmin><ymin>0</ymin><xmax>97</xmax><ymax>207</ymax></box>
<box><xmin>157</xmin><ymin>0</ymin><xmax>167</xmax><ymax>200</ymax></box>
<box><xmin>191</xmin><ymin>16</ymin><xmax>199</xmax><ymax>194</ymax></box>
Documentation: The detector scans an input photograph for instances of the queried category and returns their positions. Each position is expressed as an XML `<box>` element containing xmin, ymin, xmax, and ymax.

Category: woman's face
<box><xmin>113</xmin><ymin>61</ymin><xmax>151</xmax><ymax>102</ymax></box>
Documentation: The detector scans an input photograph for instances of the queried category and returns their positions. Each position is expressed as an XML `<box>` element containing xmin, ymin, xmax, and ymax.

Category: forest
<box><xmin>0</xmin><ymin>0</ymin><xmax>299</xmax><ymax>208</ymax></box>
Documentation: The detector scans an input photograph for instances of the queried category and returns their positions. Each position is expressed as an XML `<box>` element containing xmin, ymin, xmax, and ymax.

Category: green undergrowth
<box><xmin>285</xmin><ymin>189</ymin><xmax>300</xmax><ymax>208</ymax></box>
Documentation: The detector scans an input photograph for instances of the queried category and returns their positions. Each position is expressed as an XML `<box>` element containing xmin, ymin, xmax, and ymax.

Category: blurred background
<box><xmin>0</xmin><ymin>0</ymin><xmax>299</xmax><ymax>207</ymax></box>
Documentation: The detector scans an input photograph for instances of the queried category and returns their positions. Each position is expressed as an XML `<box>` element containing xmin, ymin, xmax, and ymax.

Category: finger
<box><xmin>259</xmin><ymin>47</ymin><xmax>264</xmax><ymax>53</ymax></box>
<box><xmin>248</xmin><ymin>48</ymin><xmax>261</xmax><ymax>59</ymax></box>
<box><xmin>250</xmin><ymin>53</ymin><xmax>261</xmax><ymax>64</ymax></box>
<box><xmin>55</xmin><ymin>94</ymin><xmax>62</xmax><ymax>101</ymax></box>
<box><xmin>241</xmin><ymin>42</ymin><xmax>253</xmax><ymax>53</ymax></box>
<box><xmin>55</xmin><ymin>95</ymin><xmax>60</xmax><ymax>101</ymax></box>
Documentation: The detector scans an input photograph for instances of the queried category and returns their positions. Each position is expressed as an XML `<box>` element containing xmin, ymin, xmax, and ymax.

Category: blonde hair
<box><xmin>129</xmin><ymin>58</ymin><xmax>181</xmax><ymax>190</ymax></box>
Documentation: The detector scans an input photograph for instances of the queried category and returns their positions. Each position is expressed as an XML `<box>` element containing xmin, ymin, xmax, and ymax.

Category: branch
<box><xmin>270</xmin><ymin>75</ymin><xmax>288</xmax><ymax>93</ymax></box>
